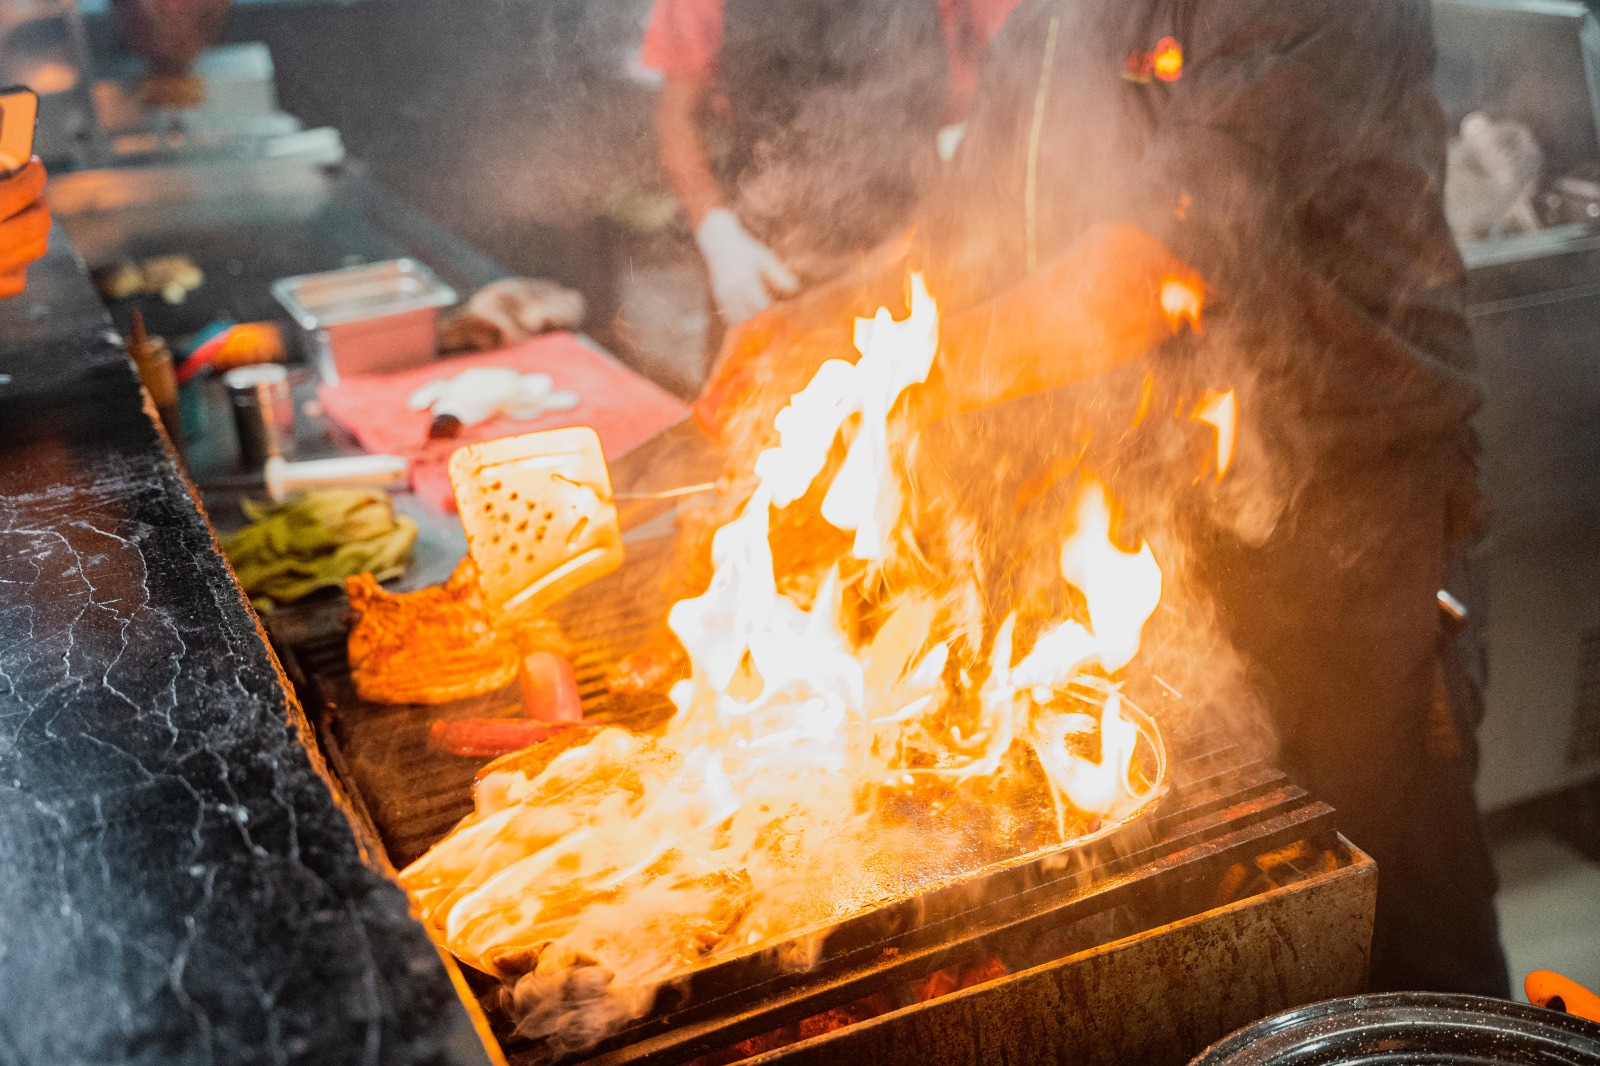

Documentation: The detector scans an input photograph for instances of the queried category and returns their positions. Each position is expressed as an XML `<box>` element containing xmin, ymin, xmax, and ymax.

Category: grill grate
<box><xmin>268</xmin><ymin>532</ymin><xmax>1339</xmax><ymax>1066</ymax></box>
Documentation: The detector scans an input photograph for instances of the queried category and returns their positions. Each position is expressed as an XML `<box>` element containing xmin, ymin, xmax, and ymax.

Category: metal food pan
<box><xmin>272</xmin><ymin>258</ymin><xmax>456</xmax><ymax>383</ymax></box>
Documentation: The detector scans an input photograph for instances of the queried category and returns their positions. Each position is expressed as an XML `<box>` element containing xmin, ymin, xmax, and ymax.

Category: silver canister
<box><xmin>223</xmin><ymin>364</ymin><xmax>296</xmax><ymax>468</ymax></box>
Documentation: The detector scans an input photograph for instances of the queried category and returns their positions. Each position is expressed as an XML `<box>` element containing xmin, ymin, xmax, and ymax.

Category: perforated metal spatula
<box><xmin>449</xmin><ymin>427</ymin><xmax>624</xmax><ymax>618</ymax></box>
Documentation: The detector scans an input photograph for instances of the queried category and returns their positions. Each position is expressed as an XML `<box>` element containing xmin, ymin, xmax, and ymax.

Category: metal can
<box><xmin>223</xmin><ymin>364</ymin><xmax>296</xmax><ymax>468</ymax></box>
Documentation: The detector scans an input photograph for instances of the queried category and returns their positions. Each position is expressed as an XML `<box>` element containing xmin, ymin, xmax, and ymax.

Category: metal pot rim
<box><xmin>1190</xmin><ymin>992</ymin><xmax>1600</xmax><ymax>1065</ymax></box>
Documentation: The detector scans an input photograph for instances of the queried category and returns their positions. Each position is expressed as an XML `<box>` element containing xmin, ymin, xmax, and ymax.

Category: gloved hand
<box><xmin>694</xmin><ymin>208</ymin><xmax>798</xmax><ymax>325</ymax></box>
<box><xmin>0</xmin><ymin>159</ymin><xmax>49</xmax><ymax>299</ymax></box>
<box><xmin>694</xmin><ymin>235</ymin><xmax>919</xmax><ymax>442</ymax></box>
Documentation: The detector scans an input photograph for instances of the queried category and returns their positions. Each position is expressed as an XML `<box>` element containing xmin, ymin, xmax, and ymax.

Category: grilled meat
<box><xmin>346</xmin><ymin>558</ymin><xmax>568</xmax><ymax>705</ymax></box>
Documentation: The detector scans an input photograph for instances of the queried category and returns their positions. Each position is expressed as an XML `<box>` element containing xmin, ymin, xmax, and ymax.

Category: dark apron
<box><xmin>917</xmin><ymin>0</ymin><xmax>1509</xmax><ymax>995</ymax></box>
<box><xmin>714</xmin><ymin>0</ymin><xmax>950</xmax><ymax>282</ymax></box>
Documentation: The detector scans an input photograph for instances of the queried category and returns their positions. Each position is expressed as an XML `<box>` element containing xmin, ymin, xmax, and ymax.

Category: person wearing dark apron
<box><xmin>641</xmin><ymin>0</ymin><xmax>1019</xmax><ymax>335</ymax></box>
<box><xmin>932</xmin><ymin>0</ymin><xmax>1509</xmax><ymax>994</ymax></box>
<box><xmin>699</xmin><ymin>0</ymin><xmax>1510</xmax><ymax>994</ymax></box>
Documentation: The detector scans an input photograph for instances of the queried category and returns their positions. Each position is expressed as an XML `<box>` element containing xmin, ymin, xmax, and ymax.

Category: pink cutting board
<box><xmin>317</xmin><ymin>333</ymin><xmax>688</xmax><ymax>512</ymax></box>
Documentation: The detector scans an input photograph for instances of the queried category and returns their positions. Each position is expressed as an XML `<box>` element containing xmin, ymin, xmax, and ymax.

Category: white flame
<box><xmin>756</xmin><ymin>273</ymin><xmax>940</xmax><ymax>560</ymax></box>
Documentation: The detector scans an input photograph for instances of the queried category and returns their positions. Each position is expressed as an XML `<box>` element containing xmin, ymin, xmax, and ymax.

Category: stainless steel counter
<box><xmin>1463</xmin><ymin>230</ymin><xmax>1600</xmax><ymax>810</ymax></box>
<box><xmin>1433</xmin><ymin>0</ymin><xmax>1600</xmax><ymax>810</ymax></box>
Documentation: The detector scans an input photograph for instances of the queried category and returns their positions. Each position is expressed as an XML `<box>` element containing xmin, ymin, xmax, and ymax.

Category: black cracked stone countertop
<box><xmin>0</xmin><ymin>231</ymin><xmax>494</xmax><ymax>1065</ymax></box>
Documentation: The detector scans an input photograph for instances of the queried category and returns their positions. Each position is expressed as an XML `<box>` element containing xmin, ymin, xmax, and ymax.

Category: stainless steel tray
<box><xmin>272</xmin><ymin>258</ymin><xmax>456</xmax><ymax>382</ymax></box>
<box><xmin>272</xmin><ymin>257</ymin><xmax>456</xmax><ymax>329</ymax></box>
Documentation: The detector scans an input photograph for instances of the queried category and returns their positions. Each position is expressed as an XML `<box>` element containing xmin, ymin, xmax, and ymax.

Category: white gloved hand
<box><xmin>694</xmin><ymin>207</ymin><xmax>799</xmax><ymax>325</ymax></box>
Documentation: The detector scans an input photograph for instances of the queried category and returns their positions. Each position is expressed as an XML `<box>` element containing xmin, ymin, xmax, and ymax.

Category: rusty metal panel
<box><xmin>747</xmin><ymin>843</ymin><xmax>1376</xmax><ymax>1066</ymax></box>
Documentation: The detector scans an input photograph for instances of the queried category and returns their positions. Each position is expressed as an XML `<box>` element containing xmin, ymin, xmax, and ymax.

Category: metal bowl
<box><xmin>1189</xmin><ymin>993</ymin><xmax>1600</xmax><ymax>1065</ymax></box>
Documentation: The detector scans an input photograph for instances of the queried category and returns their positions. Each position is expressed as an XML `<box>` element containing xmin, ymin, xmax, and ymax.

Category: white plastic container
<box><xmin>271</xmin><ymin>259</ymin><xmax>456</xmax><ymax>384</ymax></box>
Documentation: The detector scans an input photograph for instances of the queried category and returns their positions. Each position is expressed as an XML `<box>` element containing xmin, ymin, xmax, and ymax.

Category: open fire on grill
<box><xmin>397</xmin><ymin>274</ymin><xmax>1225</xmax><ymax>1055</ymax></box>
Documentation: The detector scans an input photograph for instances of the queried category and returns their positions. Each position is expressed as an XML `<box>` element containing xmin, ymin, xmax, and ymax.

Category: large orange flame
<box><xmin>402</xmin><ymin>277</ymin><xmax>1180</xmax><ymax>1054</ymax></box>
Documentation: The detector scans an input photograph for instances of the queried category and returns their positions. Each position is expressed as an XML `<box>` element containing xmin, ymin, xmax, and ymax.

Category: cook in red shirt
<box><xmin>640</xmin><ymin>0</ymin><xmax>1020</xmax><ymax>327</ymax></box>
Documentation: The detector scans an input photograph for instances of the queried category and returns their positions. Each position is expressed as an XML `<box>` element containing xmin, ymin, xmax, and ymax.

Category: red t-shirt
<box><xmin>639</xmin><ymin>0</ymin><xmax>1021</xmax><ymax>109</ymax></box>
